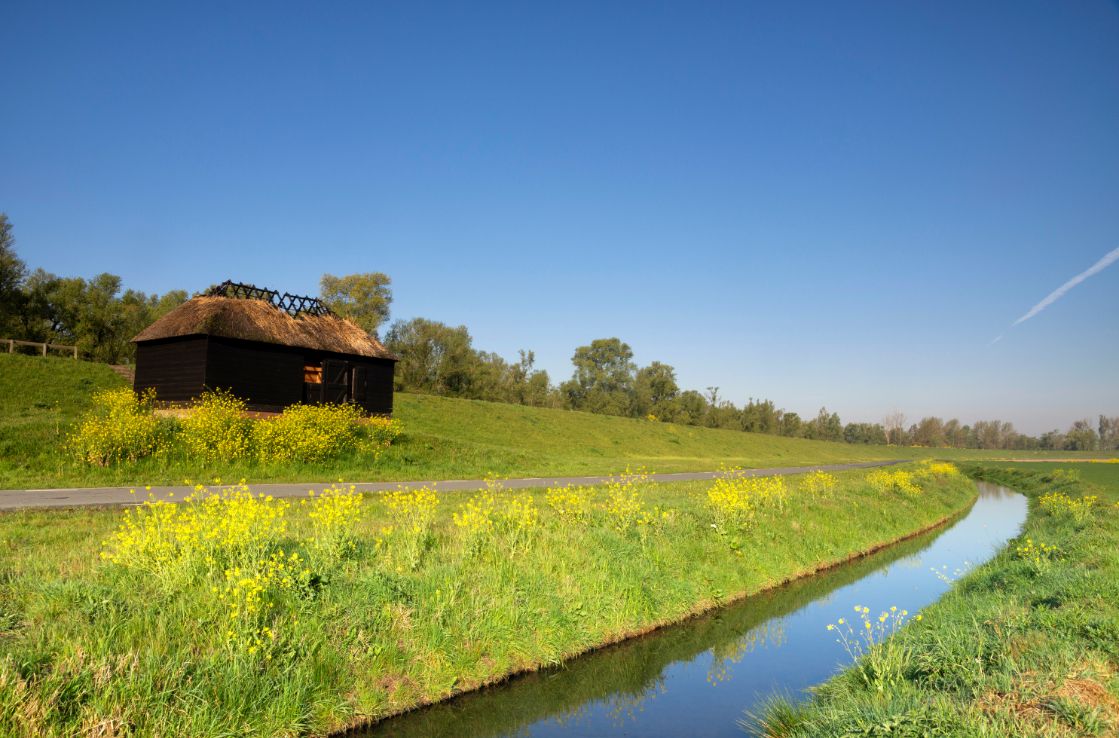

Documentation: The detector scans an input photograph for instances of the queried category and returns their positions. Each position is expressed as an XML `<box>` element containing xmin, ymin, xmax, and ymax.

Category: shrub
<box><xmin>365</xmin><ymin>416</ymin><xmax>404</xmax><ymax>447</ymax></box>
<box><xmin>253</xmin><ymin>403</ymin><xmax>369</xmax><ymax>463</ymax></box>
<box><xmin>179</xmin><ymin>389</ymin><xmax>253</xmax><ymax>463</ymax></box>
<box><xmin>67</xmin><ymin>387</ymin><xmax>168</xmax><ymax>466</ymax></box>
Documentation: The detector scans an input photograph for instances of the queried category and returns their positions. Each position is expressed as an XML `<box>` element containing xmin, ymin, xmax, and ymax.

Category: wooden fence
<box><xmin>3</xmin><ymin>338</ymin><xmax>79</xmax><ymax>358</ymax></box>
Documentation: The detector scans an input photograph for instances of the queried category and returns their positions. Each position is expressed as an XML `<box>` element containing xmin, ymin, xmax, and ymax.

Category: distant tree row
<box><xmin>2</xmin><ymin>214</ymin><xmax>1114</xmax><ymax>450</ymax></box>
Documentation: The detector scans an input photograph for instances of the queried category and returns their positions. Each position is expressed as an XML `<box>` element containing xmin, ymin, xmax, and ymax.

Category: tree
<box><xmin>741</xmin><ymin>398</ymin><xmax>780</xmax><ymax>434</ymax></box>
<box><xmin>805</xmin><ymin>407</ymin><xmax>843</xmax><ymax>442</ymax></box>
<box><xmin>912</xmin><ymin>417</ymin><xmax>947</xmax><ymax>447</ymax></box>
<box><xmin>1064</xmin><ymin>419</ymin><xmax>1098</xmax><ymax>451</ymax></box>
<box><xmin>675</xmin><ymin>390</ymin><xmax>708</xmax><ymax>426</ymax></box>
<box><xmin>633</xmin><ymin>361</ymin><xmax>680</xmax><ymax>419</ymax></box>
<box><xmin>320</xmin><ymin>272</ymin><xmax>392</xmax><ymax>336</ymax></box>
<box><xmin>384</xmin><ymin>318</ymin><xmax>478</xmax><ymax>395</ymax></box>
<box><xmin>844</xmin><ymin>422</ymin><xmax>887</xmax><ymax>444</ymax></box>
<box><xmin>779</xmin><ymin>411</ymin><xmax>803</xmax><ymax>437</ymax></box>
<box><xmin>1099</xmin><ymin>415</ymin><xmax>1119</xmax><ymax>451</ymax></box>
<box><xmin>883</xmin><ymin>410</ymin><xmax>907</xmax><ymax>446</ymax></box>
<box><xmin>563</xmin><ymin>338</ymin><xmax>636</xmax><ymax>416</ymax></box>
<box><xmin>0</xmin><ymin>214</ymin><xmax>26</xmax><ymax>336</ymax></box>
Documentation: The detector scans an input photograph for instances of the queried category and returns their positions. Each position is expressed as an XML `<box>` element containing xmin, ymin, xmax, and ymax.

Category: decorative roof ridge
<box><xmin>203</xmin><ymin>280</ymin><xmax>334</xmax><ymax>318</ymax></box>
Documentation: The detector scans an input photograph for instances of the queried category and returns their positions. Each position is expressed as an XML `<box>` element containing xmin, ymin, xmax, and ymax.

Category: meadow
<box><xmin>0</xmin><ymin>354</ymin><xmax>1105</xmax><ymax>490</ymax></box>
<box><xmin>754</xmin><ymin>462</ymin><xmax>1119</xmax><ymax>737</ymax></box>
<box><xmin>0</xmin><ymin>463</ymin><xmax>975</xmax><ymax>736</ymax></box>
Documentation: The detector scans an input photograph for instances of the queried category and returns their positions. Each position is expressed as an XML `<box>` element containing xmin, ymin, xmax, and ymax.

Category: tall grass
<box><xmin>0</xmin><ymin>464</ymin><xmax>974</xmax><ymax>736</ymax></box>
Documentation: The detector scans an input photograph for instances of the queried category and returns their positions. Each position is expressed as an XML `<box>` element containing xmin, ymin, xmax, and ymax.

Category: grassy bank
<box><xmin>754</xmin><ymin>462</ymin><xmax>1119</xmax><ymax>737</ymax></box>
<box><xmin>1</xmin><ymin>354</ymin><xmax>1106</xmax><ymax>490</ymax></box>
<box><xmin>0</xmin><ymin>464</ymin><xmax>974</xmax><ymax>736</ymax></box>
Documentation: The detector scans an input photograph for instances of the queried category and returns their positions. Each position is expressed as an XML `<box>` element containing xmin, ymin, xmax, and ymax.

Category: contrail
<box><xmin>1011</xmin><ymin>246</ymin><xmax>1119</xmax><ymax>327</ymax></box>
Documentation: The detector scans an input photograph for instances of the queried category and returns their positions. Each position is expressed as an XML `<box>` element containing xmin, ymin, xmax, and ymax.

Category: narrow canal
<box><xmin>358</xmin><ymin>482</ymin><xmax>1027</xmax><ymax>738</ymax></box>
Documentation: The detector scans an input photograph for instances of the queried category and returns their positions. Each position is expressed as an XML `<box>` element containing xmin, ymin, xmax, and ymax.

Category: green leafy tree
<box><xmin>675</xmin><ymin>390</ymin><xmax>708</xmax><ymax>426</ymax></box>
<box><xmin>804</xmin><ymin>407</ymin><xmax>843</xmax><ymax>442</ymax></box>
<box><xmin>633</xmin><ymin>361</ymin><xmax>680</xmax><ymax>419</ymax></box>
<box><xmin>384</xmin><ymin>317</ymin><xmax>478</xmax><ymax>395</ymax></box>
<box><xmin>741</xmin><ymin>398</ymin><xmax>780</xmax><ymax>434</ymax></box>
<box><xmin>320</xmin><ymin>272</ymin><xmax>392</xmax><ymax>336</ymax></box>
<box><xmin>0</xmin><ymin>214</ymin><xmax>26</xmax><ymax>336</ymax></box>
<box><xmin>779</xmin><ymin>411</ymin><xmax>803</xmax><ymax>437</ymax></box>
<box><xmin>563</xmin><ymin>338</ymin><xmax>637</xmax><ymax>416</ymax></box>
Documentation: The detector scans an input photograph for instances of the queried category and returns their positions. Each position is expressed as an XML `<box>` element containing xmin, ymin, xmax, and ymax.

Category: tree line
<box><xmin>1</xmin><ymin>214</ymin><xmax>1114</xmax><ymax>451</ymax></box>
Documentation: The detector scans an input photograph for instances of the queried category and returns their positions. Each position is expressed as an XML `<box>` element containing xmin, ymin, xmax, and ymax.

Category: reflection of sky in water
<box><xmin>365</xmin><ymin>484</ymin><xmax>1026</xmax><ymax>738</ymax></box>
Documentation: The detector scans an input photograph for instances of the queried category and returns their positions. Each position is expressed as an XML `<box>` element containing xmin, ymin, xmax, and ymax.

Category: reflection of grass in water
<box><xmin>360</xmin><ymin>516</ymin><xmax>963</xmax><ymax>738</ymax></box>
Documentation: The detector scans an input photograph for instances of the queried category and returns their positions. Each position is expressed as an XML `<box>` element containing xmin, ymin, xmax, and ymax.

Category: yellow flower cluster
<box><xmin>365</xmin><ymin>416</ymin><xmax>404</xmax><ymax>447</ymax></box>
<box><xmin>180</xmin><ymin>389</ymin><xmax>253</xmax><ymax>462</ymax></box>
<box><xmin>602</xmin><ymin>469</ymin><xmax>652</xmax><ymax>531</ymax></box>
<box><xmin>303</xmin><ymin>484</ymin><xmax>365</xmax><ymax>565</ymax></box>
<box><xmin>252</xmin><ymin>403</ymin><xmax>370</xmax><ymax>463</ymax></box>
<box><xmin>101</xmin><ymin>483</ymin><xmax>364</xmax><ymax>657</ymax></box>
<box><xmin>70</xmin><ymin>388</ymin><xmax>405</xmax><ymax>467</ymax></box>
<box><xmin>825</xmin><ymin>604</ymin><xmax>920</xmax><ymax>659</ymax></box>
<box><xmin>67</xmin><ymin>387</ymin><xmax>168</xmax><ymax>466</ymax></box>
<box><xmin>1015</xmin><ymin>537</ymin><xmax>1060</xmax><ymax>574</ymax></box>
<box><xmin>217</xmin><ymin>549</ymin><xmax>310</xmax><ymax>655</ymax></box>
<box><xmin>545</xmin><ymin>484</ymin><xmax>595</xmax><ymax>522</ymax></box>
<box><xmin>866</xmin><ymin>469</ymin><xmax>921</xmax><ymax>496</ymax></box>
<box><xmin>1039</xmin><ymin>491</ymin><xmax>1098</xmax><ymax>523</ymax></box>
<box><xmin>799</xmin><ymin>470</ymin><xmax>838</xmax><ymax>497</ymax></box>
<box><xmin>385</xmin><ymin>486</ymin><xmax>440</xmax><ymax>535</ymax></box>
<box><xmin>921</xmin><ymin>461</ymin><xmax>960</xmax><ymax>478</ymax></box>
<box><xmin>101</xmin><ymin>483</ymin><xmax>290</xmax><ymax>583</ymax></box>
<box><xmin>379</xmin><ymin>485</ymin><xmax>440</xmax><ymax>568</ymax></box>
<box><xmin>502</xmin><ymin>492</ymin><xmax>539</xmax><ymax>531</ymax></box>
<box><xmin>706</xmin><ymin>471</ymin><xmax>788</xmax><ymax>532</ymax></box>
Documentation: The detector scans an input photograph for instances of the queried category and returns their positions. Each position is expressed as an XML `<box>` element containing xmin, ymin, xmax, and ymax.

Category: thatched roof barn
<box><xmin>132</xmin><ymin>282</ymin><xmax>398</xmax><ymax>414</ymax></box>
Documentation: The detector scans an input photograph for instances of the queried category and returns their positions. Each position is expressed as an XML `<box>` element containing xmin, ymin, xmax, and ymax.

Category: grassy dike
<box><xmin>753</xmin><ymin>462</ymin><xmax>1119</xmax><ymax>737</ymax></box>
<box><xmin>0</xmin><ymin>353</ymin><xmax>1104</xmax><ymax>490</ymax></box>
<box><xmin>0</xmin><ymin>466</ymin><xmax>974</xmax><ymax>736</ymax></box>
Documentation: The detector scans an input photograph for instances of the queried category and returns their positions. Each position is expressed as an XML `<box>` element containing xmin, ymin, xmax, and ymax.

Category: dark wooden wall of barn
<box><xmin>134</xmin><ymin>337</ymin><xmax>208</xmax><ymax>401</ymax></box>
<box><xmin>205</xmin><ymin>337</ymin><xmax>304</xmax><ymax>409</ymax></box>
<box><xmin>134</xmin><ymin>336</ymin><xmax>396</xmax><ymax>414</ymax></box>
<box><xmin>352</xmin><ymin>357</ymin><xmax>395</xmax><ymax>415</ymax></box>
<box><xmin>302</xmin><ymin>351</ymin><xmax>396</xmax><ymax>415</ymax></box>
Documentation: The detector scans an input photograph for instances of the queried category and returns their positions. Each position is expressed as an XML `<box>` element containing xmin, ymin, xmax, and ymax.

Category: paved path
<box><xmin>0</xmin><ymin>460</ymin><xmax>907</xmax><ymax>511</ymax></box>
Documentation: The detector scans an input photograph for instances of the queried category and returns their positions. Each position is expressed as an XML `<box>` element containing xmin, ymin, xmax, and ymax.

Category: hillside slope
<box><xmin>0</xmin><ymin>353</ymin><xmax>1101</xmax><ymax>489</ymax></box>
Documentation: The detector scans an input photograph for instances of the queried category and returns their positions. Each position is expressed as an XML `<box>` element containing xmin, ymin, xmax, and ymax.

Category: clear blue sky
<box><xmin>3</xmin><ymin>1</ymin><xmax>1117</xmax><ymax>434</ymax></box>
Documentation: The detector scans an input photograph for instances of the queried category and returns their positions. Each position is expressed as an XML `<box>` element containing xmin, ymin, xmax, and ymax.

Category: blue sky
<box><xmin>2</xmin><ymin>1</ymin><xmax>1117</xmax><ymax>434</ymax></box>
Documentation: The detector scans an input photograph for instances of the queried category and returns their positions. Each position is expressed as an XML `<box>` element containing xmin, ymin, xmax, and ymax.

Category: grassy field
<box><xmin>1</xmin><ymin>354</ymin><xmax>1108</xmax><ymax>490</ymax></box>
<box><xmin>754</xmin><ymin>461</ymin><xmax>1119</xmax><ymax>737</ymax></box>
<box><xmin>0</xmin><ymin>463</ymin><xmax>975</xmax><ymax>736</ymax></box>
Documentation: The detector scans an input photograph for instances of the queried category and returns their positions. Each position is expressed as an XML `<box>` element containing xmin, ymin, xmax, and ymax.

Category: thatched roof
<box><xmin>133</xmin><ymin>296</ymin><xmax>398</xmax><ymax>360</ymax></box>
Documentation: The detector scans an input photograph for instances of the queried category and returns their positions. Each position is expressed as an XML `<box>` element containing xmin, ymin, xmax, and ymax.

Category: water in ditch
<box><xmin>358</xmin><ymin>482</ymin><xmax>1027</xmax><ymax>737</ymax></box>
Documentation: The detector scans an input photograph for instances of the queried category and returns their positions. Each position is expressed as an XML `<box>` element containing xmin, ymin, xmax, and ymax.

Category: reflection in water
<box><xmin>357</xmin><ymin>484</ymin><xmax>1026</xmax><ymax>738</ymax></box>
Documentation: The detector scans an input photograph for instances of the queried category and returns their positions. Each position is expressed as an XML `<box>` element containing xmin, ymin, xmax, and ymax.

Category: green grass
<box><xmin>1</xmin><ymin>354</ymin><xmax>1108</xmax><ymax>490</ymax></box>
<box><xmin>0</xmin><ymin>465</ymin><xmax>976</xmax><ymax>736</ymax></box>
<box><xmin>752</xmin><ymin>461</ymin><xmax>1119</xmax><ymax>737</ymax></box>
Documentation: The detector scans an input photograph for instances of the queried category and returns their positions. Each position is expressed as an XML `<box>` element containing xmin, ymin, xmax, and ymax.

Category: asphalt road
<box><xmin>0</xmin><ymin>459</ymin><xmax>907</xmax><ymax>511</ymax></box>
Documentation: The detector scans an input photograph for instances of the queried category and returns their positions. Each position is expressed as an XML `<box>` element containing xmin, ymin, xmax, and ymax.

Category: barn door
<box><xmin>352</xmin><ymin>365</ymin><xmax>368</xmax><ymax>406</ymax></box>
<box><xmin>322</xmin><ymin>360</ymin><xmax>351</xmax><ymax>404</ymax></box>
